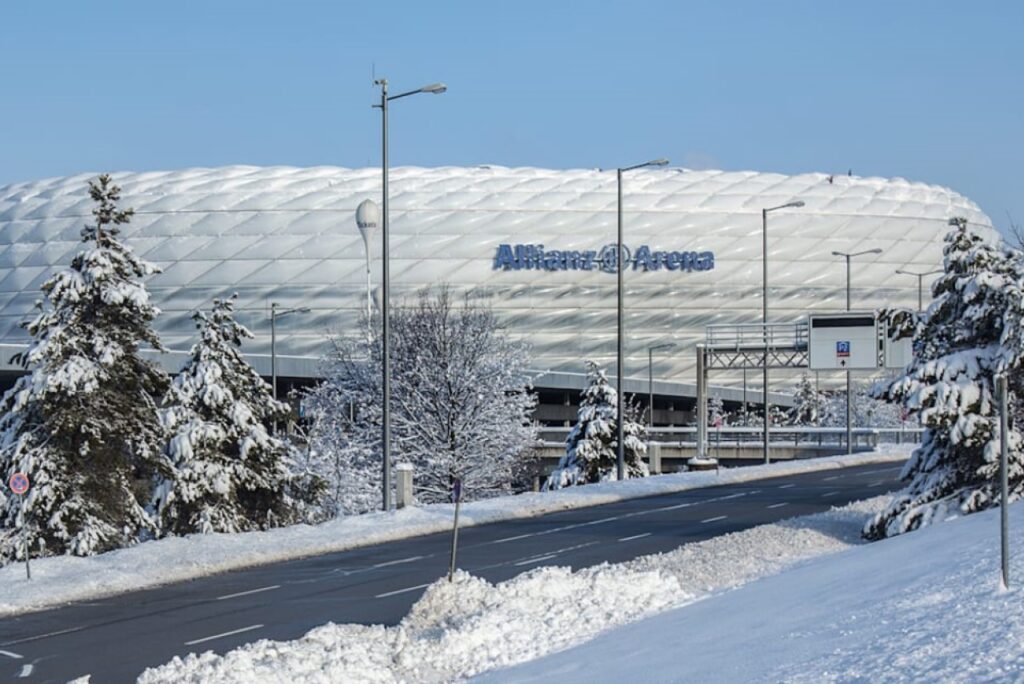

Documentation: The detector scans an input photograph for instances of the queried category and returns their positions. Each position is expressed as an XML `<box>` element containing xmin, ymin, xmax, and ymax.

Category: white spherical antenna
<box><xmin>355</xmin><ymin>199</ymin><xmax>380</xmax><ymax>241</ymax></box>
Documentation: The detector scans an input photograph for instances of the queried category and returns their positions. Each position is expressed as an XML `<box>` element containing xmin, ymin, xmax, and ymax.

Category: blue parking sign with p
<box><xmin>836</xmin><ymin>341</ymin><xmax>850</xmax><ymax>357</ymax></box>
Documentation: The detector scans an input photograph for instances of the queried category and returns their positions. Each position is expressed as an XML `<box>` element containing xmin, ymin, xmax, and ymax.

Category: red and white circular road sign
<box><xmin>8</xmin><ymin>472</ymin><xmax>29</xmax><ymax>495</ymax></box>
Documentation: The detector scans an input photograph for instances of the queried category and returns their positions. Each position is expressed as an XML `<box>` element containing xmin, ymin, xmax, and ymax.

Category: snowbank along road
<box><xmin>0</xmin><ymin>461</ymin><xmax>903</xmax><ymax>682</ymax></box>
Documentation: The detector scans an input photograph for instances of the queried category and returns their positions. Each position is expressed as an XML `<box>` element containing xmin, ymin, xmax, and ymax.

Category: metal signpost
<box><xmin>9</xmin><ymin>472</ymin><xmax>30</xmax><ymax>579</ymax></box>
<box><xmin>997</xmin><ymin>374</ymin><xmax>1010</xmax><ymax>588</ymax></box>
<box><xmin>807</xmin><ymin>313</ymin><xmax>878</xmax><ymax>454</ymax></box>
<box><xmin>448</xmin><ymin>478</ymin><xmax>463</xmax><ymax>583</ymax></box>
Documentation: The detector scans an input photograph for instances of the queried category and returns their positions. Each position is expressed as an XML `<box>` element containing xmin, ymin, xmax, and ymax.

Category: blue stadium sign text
<box><xmin>493</xmin><ymin>243</ymin><xmax>715</xmax><ymax>273</ymax></box>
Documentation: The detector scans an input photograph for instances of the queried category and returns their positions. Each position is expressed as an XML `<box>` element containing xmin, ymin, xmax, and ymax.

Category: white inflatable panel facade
<box><xmin>0</xmin><ymin>165</ymin><xmax>995</xmax><ymax>388</ymax></box>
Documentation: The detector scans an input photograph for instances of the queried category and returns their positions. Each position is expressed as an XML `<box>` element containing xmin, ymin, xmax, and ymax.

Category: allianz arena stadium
<box><xmin>0</xmin><ymin>165</ymin><xmax>995</xmax><ymax>424</ymax></box>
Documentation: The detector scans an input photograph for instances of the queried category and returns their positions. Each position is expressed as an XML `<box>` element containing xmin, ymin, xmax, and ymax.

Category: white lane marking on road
<box><xmin>823</xmin><ymin>475</ymin><xmax>841</xmax><ymax>481</ymax></box>
<box><xmin>701</xmin><ymin>515</ymin><xmax>728</xmax><ymax>524</ymax></box>
<box><xmin>2</xmin><ymin>625</ymin><xmax>87</xmax><ymax>646</ymax></box>
<box><xmin>618</xmin><ymin>533</ymin><xmax>652</xmax><ymax>542</ymax></box>
<box><xmin>485</xmin><ymin>541</ymin><xmax>600</xmax><ymax>572</ymax></box>
<box><xmin>860</xmin><ymin>467</ymin><xmax>900</xmax><ymax>475</ymax></box>
<box><xmin>822</xmin><ymin>491</ymin><xmax>840</xmax><ymax>498</ymax></box>
<box><xmin>747</xmin><ymin>490</ymin><xmax>762</xmax><ymax>495</ymax></box>
<box><xmin>216</xmin><ymin>584</ymin><xmax>280</xmax><ymax>601</ymax></box>
<box><xmin>868</xmin><ymin>480</ymin><xmax>885</xmax><ymax>487</ymax></box>
<box><xmin>652</xmin><ymin>502</ymin><xmax>691</xmax><ymax>512</ymax></box>
<box><xmin>375</xmin><ymin>583</ymin><xmax>432</xmax><ymax>599</ymax></box>
<box><xmin>17</xmin><ymin>664</ymin><xmax>32</xmax><ymax>678</ymax></box>
<box><xmin>185</xmin><ymin>624</ymin><xmax>263</xmax><ymax>646</ymax></box>
<box><xmin>767</xmin><ymin>502</ymin><xmax>789</xmax><ymax>509</ymax></box>
<box><xmin>778</xmin><ymin>484</ymin><xmax>795</xmax><ymax>489</ymax></box>
<box><xmin>514</xmin><ymin>553</ymin><xmax>559</xmax><ymax>567</ymax></box>
<box><xmin>0</xmin><ymin>649</ymin><xmax>22</xmax><ymax>659</ymax></box>
<box><xmin>590</xmin><ymin>515</ymin><xmax>622</xmax><ymax>524</ymax></box>
<box><xmin>372</xmin><ymin>555</ymin><xmax>424</xmax><ymax>569</ymax></box>
<box><xmin>493</xmin><ymin>533</ymin><xmax>536</xmax><ymax>543</ymax></box>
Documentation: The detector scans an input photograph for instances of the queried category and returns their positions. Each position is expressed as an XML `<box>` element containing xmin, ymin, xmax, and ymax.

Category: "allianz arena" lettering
<box><xmin>493</xmin><ymin>243</ymin><xmax>715</xmax><ymax>273</ymax></box>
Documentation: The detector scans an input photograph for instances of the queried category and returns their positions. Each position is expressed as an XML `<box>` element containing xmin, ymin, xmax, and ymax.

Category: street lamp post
<box><xmin>647</xmin><ymin>342</ymin><xmax>677</xmax><ymax>432</ymax></box>
<box><xmin>832</xmin><ymin>248</ymin><xmax>883</xmax><ymax>454</ymax></box>
<box><xmin>895</xmin><ymin>268</ymin><xmax>943</xmax><ymax>312</ymax></box>
<box><xmin>373</xmin><ymin>78</ymin><xmax>446</xmax><ymax>512</ymax></box>
<box><xmin>761</xmin><ymin>201</ymin><xmax>804</xmax><ymax>464</ymax></box>
<box><xmin>616</xmin><ymin>158</ymin><xmax>669</xmax><ymax>481</ymax></box>
<box><xmin>270</xmin><ymin>302</ymin><xmax>311</xmax><ymax>433</ymax></box>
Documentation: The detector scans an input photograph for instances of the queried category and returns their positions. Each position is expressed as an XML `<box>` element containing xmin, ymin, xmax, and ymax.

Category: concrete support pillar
<box><xmin>696</xmin><ymin>344</ymin><xmax>708</xmax><ymax>458</ymax></box>
<box><xmin>395</xmin><ymin>463</ymin><xmax>414</xmax><ymax>509</ymax></box>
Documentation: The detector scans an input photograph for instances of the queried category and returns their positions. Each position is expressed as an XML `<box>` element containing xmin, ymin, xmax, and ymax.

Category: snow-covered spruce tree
<box><xmin>546</xmin><ymin>361</ymin><xmax>648</xmax><ymax>488</ymax></box>
<box><xmin>788</xmin><ymin>375</ymin><xmax>824</xmax><ymax>426</ymax></box>
<box><xmin>864</xmin><ymin>223</ymin><xmax>1024</xmax><ymax>540</ymax></box>
<box><xmin>0</xmin><ymin>175</ymin><xmax>168</xmax><ymax>559</ymax></box>
<box><xmin>154</xmin><ymin>296</ymin><xmax>321</xmax><ymax>535</ymax></box>
<box><xmin>305</xmin><ymin>287</ymin><xmax>538</xmax><ymax>512</ymax></box>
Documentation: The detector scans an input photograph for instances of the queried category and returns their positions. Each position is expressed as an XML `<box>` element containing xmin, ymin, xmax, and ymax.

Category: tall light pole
<box><xmin>832</xmin><ymin>248</ymin><xmax>883</xmax><ymax>454</ymax></box>
<box><xmin>895</xmin><ymin>268</ymin><xmax>943</xmax><ymax>312</ymax></box>
<box><xmin>373</xmin><ymin>78</ymin><xmax>446</xmax><ymax>512</ymax></box>
<box><xmin>648</xmin><ymin>342</ymin><xmax>677</xmax><ymax>431</ymax></box>
<box><xmin>762</xmin><ymin>201</ymin><xmax>804</xmax><ymax>464</ymax></box>
<box><xmin>270</xmin><ymin>302</ymin><xmax>311</xmax><ymax>433</ymax></box>
<box><xmin>355</xmin><ymin>199</ymin><xmax>380</xmax><ymax>326</ymax></box>
<box><xmin>616</xmin><ymin>158</ymin><xmax>669</xmax><ymax>481</ymax></box>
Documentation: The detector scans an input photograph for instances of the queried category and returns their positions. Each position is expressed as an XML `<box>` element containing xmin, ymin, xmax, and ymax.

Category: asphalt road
<box><xmin>0</xmin><ymin>461</ymin><xmax>902</xmax><ymax>683</ymax></box>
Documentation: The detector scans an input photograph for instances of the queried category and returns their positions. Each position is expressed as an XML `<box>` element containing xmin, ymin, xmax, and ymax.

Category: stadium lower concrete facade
<box><xmin>0</xmin><ymin>165</ymin><xmax>996</xmax><ymax>424</ymax></box>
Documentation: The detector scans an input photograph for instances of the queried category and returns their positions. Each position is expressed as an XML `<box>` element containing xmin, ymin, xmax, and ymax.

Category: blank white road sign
<box><xmin>808</xmin><ymin>313</ymin><xmax>878</xmax><ymax>370</ymax></box>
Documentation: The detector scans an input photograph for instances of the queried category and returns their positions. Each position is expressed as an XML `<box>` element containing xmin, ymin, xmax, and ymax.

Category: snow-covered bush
<box><xmin>0</xmin><ymin>175</ymin><xmax>168</xmax><ymax>559</ymax></box>
<box><xmin>708</xmin><ymin>396</ymin><xmax>727</xmax><ymax>427</ymax></box>
<box><xmin>865</xmin><ymin>222</ymin><xmax>1024</xmax><ymax>539</ymax></box>
<box><xmin>154</xmin><ymin>296</ymin><xmax>322</xmax><ymax>535</ymax></box>
<box><xmin>820</xmin><ymin>381</ymin><xmax>902</xmax><ymax>429</ymax></box>
<box><xmin>304</xmin><ymin>287</ymin><xmax>538</xmax><ymax>513</ymax></box>
<box><xmin>738</xmin><ymin>404</ymin><xmax>786</xmax><ymax>428</ymax></box>
<box><xmin>546</xmin><ymin>361</ymin><xmax>648</xmax><ymax>488</ymax></box>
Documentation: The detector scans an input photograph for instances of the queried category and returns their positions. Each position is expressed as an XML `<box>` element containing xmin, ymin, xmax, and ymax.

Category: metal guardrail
<box><xmin>538</xmin><ymin>425</ymin><xmax>924</xmax><ymax>448</ymax></box>
<box><xmin>705</xmin><ymin>322</ymin><xmax>809</xmax><ymax>350</ymax></box>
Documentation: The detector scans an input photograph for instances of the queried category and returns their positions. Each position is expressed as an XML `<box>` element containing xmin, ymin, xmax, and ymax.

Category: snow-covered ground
<box><xmin>0</xmin><ymin>448</ymin><xmax>908</xmax><ymax>617</ymax></box>
<box><xmin>138</xmin><ymin>495</ymin><xmax>895</xmax><ymax>683</ymax></box>
<box><xmin>485</xmin><ymin>500</ymin><xmax>1024</xmax><ymax>683</ymax></box>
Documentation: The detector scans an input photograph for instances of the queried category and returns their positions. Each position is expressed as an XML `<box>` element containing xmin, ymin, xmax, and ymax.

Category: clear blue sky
<box><xmin>1</xmin><ymin>1</ymin><xmax>1020</xmax><ymax>233</ymax></box>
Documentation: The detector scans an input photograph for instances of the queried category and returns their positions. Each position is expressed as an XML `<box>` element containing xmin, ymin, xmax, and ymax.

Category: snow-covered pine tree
<box><xmin>864</xmin><ymin>222</ymin><xmax>1024</xmax><ymax>540</ymax></box>
<box><xmin>154</xmin><ymin>296</ymin><xmax>318</xmax><ymax>535</ymax></box>
<box><xmin>0</xmin><ymin>175</ymin><xmax>168</xmax><ymax>559</ymax></box>
<box><xmin>546</xmin><ymin>361</ymin><xmax>649</xmax><ymax>488</ymax></box>
<box><xmin>788</xmin><ymin>375</ymin><xmax>824</xmax><ymax>426</ymax></box>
